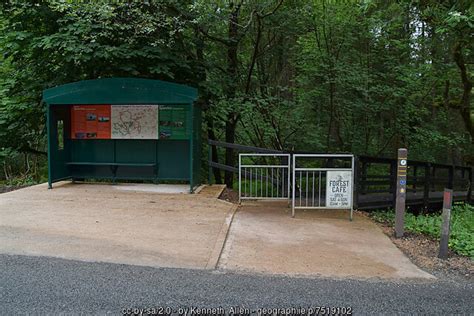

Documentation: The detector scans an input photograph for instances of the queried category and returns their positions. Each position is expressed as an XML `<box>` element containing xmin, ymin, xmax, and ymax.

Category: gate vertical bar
<box><xmin>306</xmin><ymin>172</ymin><xmax>309</xmax><ymax>206</ymax></box>
<box><xmin>287</xmin><ymin>155</ymin><xmax>291</xmax><ymax>205</ymax></box>
<box><xmin>250</xmin><ymin>169</ymin><xmax>252</xmax><ymax>198</ymax></box>
<box><xmin>299</xmin><ymin>171</ymin><xmax>302</xmax><ymax>207</ymax></box>
<box><xmin>266</xmin><ymin>168</ymin><xmax>268</xmax><ymax>198</ymax></box>
<box><xmin>238</xmin><ymin>154</ymin><xmax>242</xmax><ymax>204</ymax></box>
<box><xmin>292</xmin><ymin>155</ymin><xmax>296</xmax><ymax>217</ymax></box>
<box><xmin>319</xmin><ymin>171</ymin><xmax>321</xmax><ymax>207</ymax></box>
<box><xmin>244</xmin><ymin>167</ymin><xmax>247</xmax><ymax>197</ymax></box>
<box><xmin>351</xmin><ymin>155</ymin><xmax>355</xmax><ymax>221</ymax></box>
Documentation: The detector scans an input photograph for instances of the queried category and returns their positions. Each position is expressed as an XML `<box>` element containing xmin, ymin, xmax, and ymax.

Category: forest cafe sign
<box><xmin>326</xmin><ymin>171</ymin><xmax>352</xmax><ymax>208</ymax></box>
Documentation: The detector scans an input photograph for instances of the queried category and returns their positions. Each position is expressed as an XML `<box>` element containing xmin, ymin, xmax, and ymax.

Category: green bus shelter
<box><xmin>43</xmin><ymin>78</ymin><xmax>201</xmax><ymax>192</ymax></box>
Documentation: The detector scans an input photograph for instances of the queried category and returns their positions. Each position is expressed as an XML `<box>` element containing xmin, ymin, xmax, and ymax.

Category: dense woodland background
<box><xmin>0</xmin><ymin>0</ymin><xmax>473</xmax><ymax>187</ymax></box>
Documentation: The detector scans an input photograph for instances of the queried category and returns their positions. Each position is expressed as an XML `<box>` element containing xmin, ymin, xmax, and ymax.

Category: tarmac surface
<box><xmin>219</xmin><ymin>201</ymin><xmax>433</xmax><ymax>279</ymax></box>
<box><xmin>1</xmin><ymin>254</ymin><xmax>472</xmax><ymax>315</ymax></box>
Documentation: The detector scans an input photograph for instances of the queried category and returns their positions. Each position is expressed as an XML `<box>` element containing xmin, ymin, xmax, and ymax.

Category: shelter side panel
<box><xmin>156</xmin><ymin>140</ymin><xmax>190</xmax><ymax>180</ymax></box>
<box><xmin>49</xmin><ymin>105</ymin><xmax>72</xmax><ymax>181</ymax></box>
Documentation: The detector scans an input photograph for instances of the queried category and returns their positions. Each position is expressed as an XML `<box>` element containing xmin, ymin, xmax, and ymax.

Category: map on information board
<box><xmin>111</xmin><ymin>105</ymin><xmax>158</xmax><ymax>139</ymax></box>
<box><xmin>326</xmin><ymin>171</ymin><xmax>352</xmax><ymax>208</ymax></box>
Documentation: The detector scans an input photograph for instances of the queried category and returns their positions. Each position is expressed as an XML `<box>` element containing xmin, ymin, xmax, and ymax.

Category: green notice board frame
<box><xmin>43</xmin><ymin>78</ymin><xmax>201</xmax><ymax>192</ymax></box>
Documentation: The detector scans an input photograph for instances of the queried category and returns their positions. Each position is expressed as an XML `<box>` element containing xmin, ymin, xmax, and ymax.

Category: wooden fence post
<box><xmin>208</xmin><ymin>144</ymin><xmax>213</xmax><ymax>184</ymax></box>
<box><xmin>413</xmin><ymin>165</ymin><xmax>417</xmax><ymax>193</ymax></box>
<box><xmin>361</xmin><ymin>161</ymin><xmax>367</xmax><ymax>195</ymax></box>
<box><xmin>468</xmin><ymin>167</ymin><xmax>473</xmax><ymax>204</ymax></box>
<box><xmin>423</xmin><ymin>163</ymin><xmax>431</xmax><ymax>210</ymax></box>
<box><xmin>439</xmin><ymin>189</ymin><xmax>453</xmax><ymax>259</ymax></box>
<box><xmin>448</xmin><ymin>166</ymin><xmax>454</xmax><ymax>190</ymax></box>
<box><xmin>353</xmin><ymin>156</ymin><xmax>359</xmax><ymax>210</ymax></box>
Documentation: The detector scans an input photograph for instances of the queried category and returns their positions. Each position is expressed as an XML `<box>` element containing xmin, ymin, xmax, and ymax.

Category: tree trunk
<box><xmin>194</xmin><ymin>28</ymin><xmax>223</xmax><ymax>184</ymax></box>
<box><xmin>453</xmin><ymin>42</ymin><xmax>474</xmax><ymax>142</ymax></box>
<box><xmin>224</xmin><ymin>3</ymin><xmax>241</xmax><ymax>188</ymax></box>
<box><xmin>207</xmin><ymin>118</ymin><xmax>223</xmax><ymax>184</ymax></box>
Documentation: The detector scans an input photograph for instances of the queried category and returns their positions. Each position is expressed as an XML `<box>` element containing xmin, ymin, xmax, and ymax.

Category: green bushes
<box><xmin>370</xmin><ymin>203</ymin><xmax>474</xmax><ymax>259</ymax></box>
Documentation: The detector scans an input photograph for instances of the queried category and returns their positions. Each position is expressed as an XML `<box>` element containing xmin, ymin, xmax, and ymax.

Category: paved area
<box><xmin>1</xmin><ymin>254</ymin><xmax>472</xmax><ymax>315</ymax></box>
<box><xmin>197</xmin><ymin>184</ymin><xmax>227</xmax><ymax>198</ymax></box>
<box><xmin>219</xmin><ymin>201</ymin><xmax>434</xmax><ymax>279</ymax></box>
<box><xmin>0</xmin><ymin>182</ymin><xmax>234</xmax><ymax>269</ymax></box>
<box><xmin>1</xmin><ymin>183</ymin><xmax>435</xmax><ymax>280</ymax></box>
<box><xmin>113</xmin><ymin>183</ymin><xmax>190</xmax><ymax>194</ymax></box>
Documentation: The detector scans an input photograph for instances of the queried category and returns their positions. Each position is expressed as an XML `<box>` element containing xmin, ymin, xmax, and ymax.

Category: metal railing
<box><xmin>292</xmin><ymin>154</ymin><xmax>355</xmax><ymax>219</ymax></box>
<box><xmin>238</xmin><ymin>153</ymin><xmax>291</xmax><ymax>203</ymax></box>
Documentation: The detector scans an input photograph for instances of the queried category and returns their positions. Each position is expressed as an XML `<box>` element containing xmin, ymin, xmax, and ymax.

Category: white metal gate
<box><xmin>238</xmin><ymin>153</ymin><xmax>354</xmax><ymax>220</ymax></box>
<box><xmin>239</xmin><ymin>153</ymin><xmax>291</xmax><ymax>203</ymax></box>
<box><xmin>292</xmin><ymin>154</ymin><xmax>354</xmax><ymax>219</ymax></box>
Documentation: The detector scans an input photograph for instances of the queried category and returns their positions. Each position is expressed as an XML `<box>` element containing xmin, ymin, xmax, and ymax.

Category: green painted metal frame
<box><xmin>44</xmin><ymin>78</ymin><xmax>200</xmax><ymax>191</ymax></box>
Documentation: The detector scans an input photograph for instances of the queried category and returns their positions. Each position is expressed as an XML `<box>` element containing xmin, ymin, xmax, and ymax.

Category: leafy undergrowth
<box><xmin>0</xmin><ymin>174</ymin><xmax>40</xmax><ymax>193</ymax></box>
<box><xmin>370</xmin><ymin>203</ymin><xmax>474</xmax><ymax>259</ymax></box>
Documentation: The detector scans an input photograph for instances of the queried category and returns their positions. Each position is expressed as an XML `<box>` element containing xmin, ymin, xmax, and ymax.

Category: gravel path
<box><xmin>1</xmin><ymin>254</ymin><xmax>472</xmax><ymax>315</ymax></box>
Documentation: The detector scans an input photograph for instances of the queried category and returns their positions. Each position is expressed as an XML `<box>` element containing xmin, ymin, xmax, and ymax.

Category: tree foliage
<box><xmin>0</xmin><ymin>0</ymin><xmax>473</xmax><ymax>185</ymax></box>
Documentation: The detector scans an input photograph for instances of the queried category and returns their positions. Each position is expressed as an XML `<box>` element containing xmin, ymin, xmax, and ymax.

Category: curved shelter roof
<box><xmin>42</xmin><ymin>77</ymin><xmax>198</xmax><ymax>105</ymax></box>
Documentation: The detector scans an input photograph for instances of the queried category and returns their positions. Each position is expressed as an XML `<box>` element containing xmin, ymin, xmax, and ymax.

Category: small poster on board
<box><xmin>326</xmin><ymin>171</ymin><xmax>352</xmax><ymax>208</ymax></box>
<box><xmin>159</xmin><ymin>106</ymin><xmax>188</xmax><ymax>140</ymax></box>
<box><xmin>71</xmin><ymin>105</ymin><xmax>111</xmax><ymax>139</ymax></box>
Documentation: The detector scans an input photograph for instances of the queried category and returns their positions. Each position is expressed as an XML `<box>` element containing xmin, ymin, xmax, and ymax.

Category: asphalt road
<box><xmin>0</xmin><ymin>254</ymin><xmax>472</xmax><ymax>315</ymax></box>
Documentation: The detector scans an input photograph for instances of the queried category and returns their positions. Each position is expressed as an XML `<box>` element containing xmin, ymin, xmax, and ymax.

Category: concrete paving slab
<box><xmin>218</xmin><ymin>200</ymin><xmax>434</xmax><ymax>279</ymax></box>
<box><xmin>113</xmin><ymin>183</ymin><xmax>190</xmax><ymax>194</ymax></box>
<box><xmin>0</xmin><ymin>182</ymin><xmax>234</xmax><ymax>269</ymax></box>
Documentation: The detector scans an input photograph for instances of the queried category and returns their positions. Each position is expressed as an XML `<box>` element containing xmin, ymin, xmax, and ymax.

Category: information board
<box><xmin>159</xmin><ymin>106</ymin><xmax>188</xmax><ymax>140</ymax></box>
<box><xmin>71</xmin><ymin>105</ymin><xmax>189</xmax><ymax>140</ymax></box>
<box><xmin>326</xmin><ymin>171</ymin><xmax>352</xmax><ymax>208</ymax></box>
<box><xmin>111</xmin><ymin>105</ymin><xmax>159</xmax><ymax>139</ymax></box>
<box><xmin>71</xmin><ymin>105</ymin><xmax>111</xmax><ymax>139</ymax></box>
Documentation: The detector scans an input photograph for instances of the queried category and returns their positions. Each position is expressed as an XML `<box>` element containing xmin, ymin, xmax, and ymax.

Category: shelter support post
<box><xmin>189</xmin><ymin>104</ymin><xmax>194</xmax><ymax>193</ymax></box>
<box><xmin>46</xmin><ymin>104</ymin><xmax>52</xmax><ymax>189</ymax></box>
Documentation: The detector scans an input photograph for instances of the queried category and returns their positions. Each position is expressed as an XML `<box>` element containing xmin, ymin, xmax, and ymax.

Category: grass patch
<box><xmin>370</xmin><ymin>203</ymin><xmax>474</xmax><ymax>259</ymax></box>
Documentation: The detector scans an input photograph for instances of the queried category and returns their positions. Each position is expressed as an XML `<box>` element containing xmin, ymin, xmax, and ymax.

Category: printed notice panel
<box><xmin>326</xmin><ymin>171</ymin><xmax>352</xmax><ymax>208</ymax></box>
<box><xmin>111</xmin><ymin>105</ymin><xmax>159</xmax><ymax>139</ymax></box>
<box><xmin>159</xmin><ymin>106</ymin><xmax>188</xmax><ymax>140</ymax></box>
<box><xmin>71</xmin><ymin>105</ymin><xmax>111</xmax><ymax>139</ymax></box>
<box><xmin>70</xmin><ymin>105</ymin><xmax>188</xmax><ymax>140</ymax></box>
